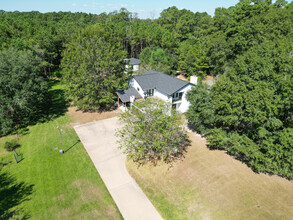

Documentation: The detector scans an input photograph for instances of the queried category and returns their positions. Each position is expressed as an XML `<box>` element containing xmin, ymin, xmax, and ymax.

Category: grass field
<box><xmin>127</xmin><ymin>132</ymin><xmax>293</xmax><ymax>220</ymax></box>
<box><xmin>0</xmin><ymin>81</ymin><xmax>122</xmax><ymax>219</ymax></box>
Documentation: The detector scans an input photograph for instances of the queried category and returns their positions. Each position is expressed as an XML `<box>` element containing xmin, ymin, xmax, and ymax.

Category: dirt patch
<box><xmin>56</xmin><ymin>208</ymin><xmax>72</xmax><ymax>220</ymax></box>
<box><xmin>106</xmin><ymin>205</ymin><xmax>121</xmax><ymax>218</ymax></box>
<box><xmin>127</xmin><ymin>132</ymin><xmax>293</xmax><ymax>220</ymax></box>
<box><xmin>71</xmin><ymin>179</ymin><xmax>87</xmax><ymax>188</ymax></box>
<box><xmin>202</xmin><ymin>75</ymin><xmax>216</xmax><ymax>87</ymax></box>
<box><xmin>69</xmin><ymin>179</ymin><xmax>121</xmax><ymax>219</ymax></box>
<box><xmin>71</xmin><ymin>179</ymin><xmax>106</xmax><ymax>203</ymax></box>
<box><xmin>58</xmin><ymin>194</ymin><xmax>66</xmax><ymax>202</ymax></box>
<box><xmin>68</xmin><ymin>107</ymin><xmax>120</xmax><ymax>126</ymax></box>
<box><xmin>176</xmin><ymin>74</ymin><xmax>188</xmax><ymax>81</ymax></box>
<box><xmin>80</xmin><ymin>184</ymin><xmax>104</xmax><ymax>201</ymax></box>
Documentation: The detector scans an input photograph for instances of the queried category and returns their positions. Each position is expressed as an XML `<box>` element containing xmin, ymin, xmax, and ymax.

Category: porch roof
<box><xmin>116</xmin><ymin>87</ymin><xmax>142</xmax><ymax>103</ymax></box>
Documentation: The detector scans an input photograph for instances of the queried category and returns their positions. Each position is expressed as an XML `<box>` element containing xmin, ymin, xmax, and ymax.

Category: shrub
<box><xmin>3</xmin><ymin>140</ymin><xmax>20</xmax><ymax>152</ymax></box>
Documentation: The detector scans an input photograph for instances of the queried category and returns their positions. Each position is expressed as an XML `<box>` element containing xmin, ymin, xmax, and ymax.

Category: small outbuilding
<box><xmin>124</xmin><ymin>58</ymin><xmax>141</xmax><ymax>72</ymax></box>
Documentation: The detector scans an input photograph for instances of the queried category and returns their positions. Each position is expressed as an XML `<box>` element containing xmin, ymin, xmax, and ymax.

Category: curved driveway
<box><xmin>74</xmin><ymin>117</ymin><xmax>163</xmax><ymax>220</ymax></box>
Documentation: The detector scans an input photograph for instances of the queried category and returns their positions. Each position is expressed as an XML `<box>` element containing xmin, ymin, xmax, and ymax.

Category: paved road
<box><xmin>74</xmin><ymin>117</ymin><xmax>163</xmax><ymax>220</ymax></box>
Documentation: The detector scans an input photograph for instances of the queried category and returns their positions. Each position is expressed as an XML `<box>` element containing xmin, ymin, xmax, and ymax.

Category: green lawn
<box><xmin>0</xmin><ymin>81</ymin><xmax>122</xmax><ymax>219</ymax></box>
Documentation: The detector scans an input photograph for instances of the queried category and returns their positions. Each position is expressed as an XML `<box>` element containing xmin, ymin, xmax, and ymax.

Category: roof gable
<box><xmin>133</xmin><ymin>70</ymin><xmax>190</xmax><ymax>96</ymax></box>
<box><xmin>123</xmin><ymin>58</ymin><xmax>141</xmax><ymax>65</ymax></box>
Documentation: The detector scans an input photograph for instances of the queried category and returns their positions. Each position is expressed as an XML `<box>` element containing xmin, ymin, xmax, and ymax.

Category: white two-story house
<box><xmin>116</xmin><ymin>70</ymin><xmax>196</xmax><ymax>113</ymax></box>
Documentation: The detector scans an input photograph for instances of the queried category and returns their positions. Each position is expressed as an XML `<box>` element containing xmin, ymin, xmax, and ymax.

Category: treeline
<box><xmin>0</xmin><ymin>10</ymin><xmax>103</xmax><ymax>77</ymax></box>
<box><xmin>0</xmin><ymin>2</ymin><xmax>292</xmax><ymax>78</ymax></box>
<box><xmin>0</xmin><ymin>8</ymin><xmax>212</xmax><ymax>77</ymax></box>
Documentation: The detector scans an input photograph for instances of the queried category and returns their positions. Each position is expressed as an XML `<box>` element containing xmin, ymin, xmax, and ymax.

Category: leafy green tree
<box><xmin>61</xmin><ymin>24</ymin><xmax>128</xmax><ymax>111</ymax></box>
<box><xmin>157</xmin><ymin>6</ymin><xmax>182</xmax><ymax>31</ymax></box>
<box><xmin>178</xmin><ymin>39</ymin><xmax>209</xmax><ymax>77</ymax></box>
<box><xmin>139</xmin><ymin>46</ymin><xmax>178</xmax><ymax>74</ymax></box>
<box><xmin>0</xmin><ymin>11</ymin><xmax>102</xmax><ymax>77</ymax></box>
<box><xmin>186</xmin><ymin>82</ymin><xmax>215</xmax><ymax>133</ymax></box>
<box><xmin>187</xmin><ymin>37</ymin><xmax>293</xmax><ymax>178</ymax></box>
<box><xmin>0</xmin><ymin>48</ymin><xmax>49</xmax><ymax>136</ymax></box>
<box><xmin>205</xmin><ymin>32</ymin><xmax>230</xmax><ymax>75</ymax></box>
<box><xmin>116</xmin><ymin>98</ymin><xmax>189</xmax><ymax>165</ymax></box>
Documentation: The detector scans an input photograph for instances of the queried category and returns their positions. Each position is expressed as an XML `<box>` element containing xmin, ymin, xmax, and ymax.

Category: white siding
<box><xmin>154</xmin><ymin>89</ymin><xmax>171</xmax><ymax>102</ymax></box>
<box><xmin>129</xmin><ymin>78</ymin><xmax>193</xmax><ymax>114</ymax></box>
<box><xmin>129</xmin><ymin>78</ymin><xmax>145</xmax><ymax>98</ymax></box>
<box><xmin>133</xmin><ymin>64</ymin><xmax>139</xmax><ymax>71</ymax></box>
<box><xmin>125</xmin><ymin>64</ymin><xmax>139</xmax><ymax>72</ymax></box>
<box><xmin>172</xmin><ymin>84</ymin><xmax>193</xmax><ymax>113</ymax></box>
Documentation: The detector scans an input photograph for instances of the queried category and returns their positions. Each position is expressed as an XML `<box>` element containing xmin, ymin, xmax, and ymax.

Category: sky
<box><xmin>1</xmin><ymin>0</ymin><xmax>240</xmax><ymax>18</ymax></box>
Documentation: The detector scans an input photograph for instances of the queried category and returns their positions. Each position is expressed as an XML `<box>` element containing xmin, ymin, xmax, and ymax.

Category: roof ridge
<box><xmin>135</xmin><ymin>70</ymin><xmax>190</xmax><ymax>83</ymax></box>
<box><xmin>156</xmin><ymin>71</ymin><xmax>189</xmax><ymax>83</ymax></box>
<box><xmin>133</xmin><ymin>69</ymin><xmax>191</xmax><ymax>96</ymax></box>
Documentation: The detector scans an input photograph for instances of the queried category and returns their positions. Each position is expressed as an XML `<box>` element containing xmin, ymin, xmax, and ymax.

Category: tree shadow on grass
<box><xmin>187</xmin><ymin>121</ymin><xmax>209</xmax><ymax>138</ymax></box>
<box><xmin>0</xmin><ymin>80</ymin><xmax>69</xmax><ymax>138</ymax></box>
<box><xmin>0</xmin><ymin>172</ymin><xmax>34</xmax><ymax>219</ymax></box>
<box><xmin>41</xmin><ymin>80</ymin><xmax>69</xmax><ymax>122</ymax></box>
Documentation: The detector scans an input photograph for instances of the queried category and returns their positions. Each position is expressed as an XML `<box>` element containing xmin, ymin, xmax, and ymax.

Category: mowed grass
<box><xmin>127</xmin><ymin>132</ymin><xmax>293</xmax><ymax>220</ymax></box>
<box><xmin>0</xmin><ymin>82</ymin><xmax>122</xmax><ymax>219</ymax></box>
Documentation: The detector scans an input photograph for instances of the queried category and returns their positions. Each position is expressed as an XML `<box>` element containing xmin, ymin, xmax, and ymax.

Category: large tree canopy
<box><xmin>61</xmin><ymin>24</ymin><xmax>129</xmax><ymax>111</ymax></box>
<box><xmin>178</xmin><ymin>39</ymin><xmax>209</xmax><ymax>77</ymax></box>
<box><xmin>139</xmin><ymin>46</ymin><xmax>178</xmax><ymax>75</ymax></box>
<box><xmin>187</xmin><ymin>38</ymin><xmax>293</xmax><ymax>179</ymax></box>
<box><xmin>0</xmin><ymin>48</ymin><xmax>49</xmax><ymax>136</ymax></box>
<box><xmin>116</xmin><ymin>98</ymin><xmax>189</xmax><ymax>164</ymax></box>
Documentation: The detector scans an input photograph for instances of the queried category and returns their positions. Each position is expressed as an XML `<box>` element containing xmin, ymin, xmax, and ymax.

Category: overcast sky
<box><xmin>1</xmin><ymin>0</ymin><xmax>245</xmax><ymax>18</ymax></box>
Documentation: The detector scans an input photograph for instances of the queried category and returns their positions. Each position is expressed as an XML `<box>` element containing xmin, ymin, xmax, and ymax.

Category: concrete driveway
<box><xmin>74</xmin><ymin>117</ymin><xmax>163</xmax><ymax>220</ymax></box>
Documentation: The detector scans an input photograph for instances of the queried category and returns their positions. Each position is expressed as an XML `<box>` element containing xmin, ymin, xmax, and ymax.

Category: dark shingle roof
<box><xmin>123</xmin><ymin>58</ymin><xmax>141</xmax><ymax>65</ymax></box>
<box><xmin>133</xmin><ymin>70</ymin><xmax>190</xmax><ymax>95</ymax></box>
<box><xmin>116</xmin><ymin>87</ymin><xmax>142</xmax><ymax>103</ymax></box>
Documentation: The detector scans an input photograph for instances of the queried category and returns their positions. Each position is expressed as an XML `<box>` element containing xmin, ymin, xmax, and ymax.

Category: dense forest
<box><xmin>0</xmin><ymin>0</ymin><xmax>292</xmax><ymax>177</ymax></box>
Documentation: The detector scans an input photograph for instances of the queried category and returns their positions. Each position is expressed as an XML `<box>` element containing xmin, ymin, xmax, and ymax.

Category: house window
<box><xmin>172</xmin><ymin>92</ymin><xmax>183</xmax><ymax>100</ymax></box>
<box><xmin>172</xmin><ymin>103</ymin><xmax>181</xmax><ymax>110</ymax></box>
<box><xmin>137</xmin><ymin>87</ymin><xmax>140</xmax><ymax>91</ymax></box>
<box><xmin>146</xmin><ymin>89</ymin><xmax>154</xmax><ymax>97</ymax></box>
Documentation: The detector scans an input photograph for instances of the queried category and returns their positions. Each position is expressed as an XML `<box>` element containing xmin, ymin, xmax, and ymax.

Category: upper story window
<box><xmin>172</xmin><ymin>92</ymin><xmax>183</xmax><ymax>100</ymax></box>
<box><xmin>145</xmin><ymin>89</ymin><xmax>154</xmax><ymax>97</ymax></box>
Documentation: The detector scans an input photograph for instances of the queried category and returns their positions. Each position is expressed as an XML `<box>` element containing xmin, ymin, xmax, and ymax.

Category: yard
<box><xmin>0</xmin><ymin>81</ymin><xmax>122</xmax><ymax>219</ymax></box>
<box><xmin>2</xmin><ymin>80</ymin><xmax>292</xmax><ymax>220</ymax></box>
<box><xmin>127</xmin><ymin>132</ymin><xmax>293</xmax><ymax>220</ymax></box>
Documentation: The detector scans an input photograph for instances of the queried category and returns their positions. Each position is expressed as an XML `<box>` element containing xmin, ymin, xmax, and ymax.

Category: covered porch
<box><xmin>116</xmin><ymin>88</ymin><xmax>142</xmax><ymax>111</ymax></box>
